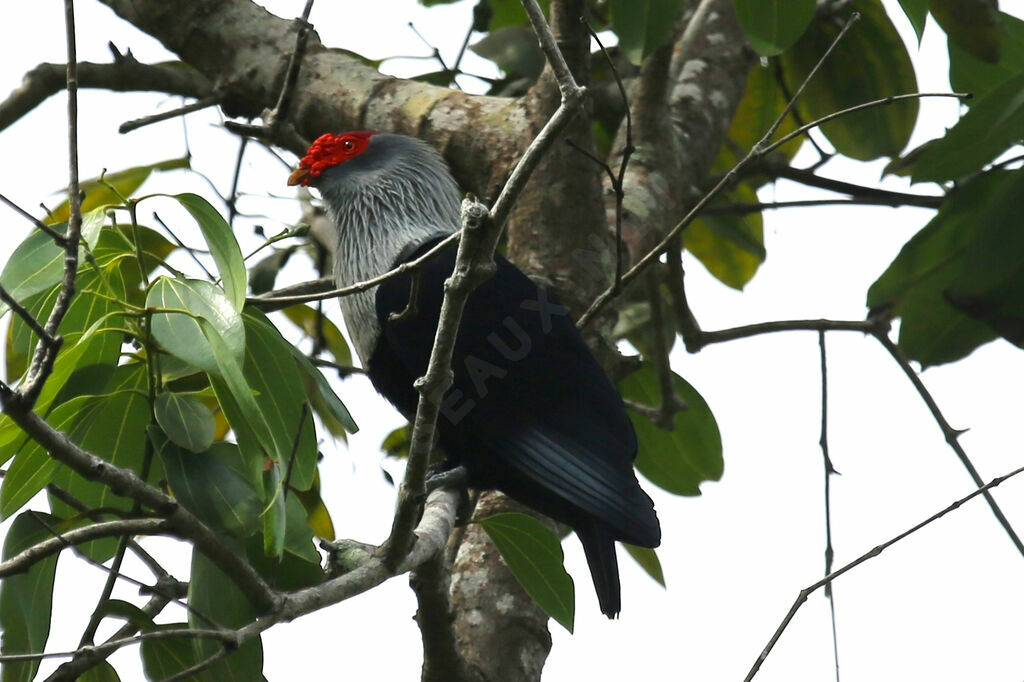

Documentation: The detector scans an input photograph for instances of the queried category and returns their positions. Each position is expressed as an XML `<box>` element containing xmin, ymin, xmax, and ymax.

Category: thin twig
<box><xmin>0</xmin><ymin>518</ymin><xmax>170</xmax><ymax>578</ymax></box>
<box><xmin>0</xmin><ymin>283</ymin><xmax>55</xmax><ymax>345</ymax></box>
<box><xmin>0</xmin><ymin>192</ymin><xmax>67</xmax><ymax>245</ymax></box>
<box><xmin>576</xmin><ymin>13</ymin><xmax>864</xmax><ymax>329</ymax></box>
<box><xmin>744</xmin><ymin>464</ymin><xmax>1024</xmax><ymax>681</ymax></box>
<box><xmin>118</xmin><ymin>94</ymin><xmax>222</xmax><ymax>134</ymax></box>
<box><xmin>818</xmin><ymin>331</ymin><xmax>841</xmax><ymax>682</ymax></box>
<box><xmin>871</xmin><ymin>330</ymin><xmax>1024</xmax><ymax>558</ymax></box>
<box><xmin>760</xmin><ymin>92</ymin><xmax>970</xmax><ymax>159</ymax></box>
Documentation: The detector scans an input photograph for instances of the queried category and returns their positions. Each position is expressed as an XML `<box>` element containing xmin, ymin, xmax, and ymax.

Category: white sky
<box><xmin>1</xmin><ymin>1</ymin><xmax>1023</xmax><ymax>681</ymax></box>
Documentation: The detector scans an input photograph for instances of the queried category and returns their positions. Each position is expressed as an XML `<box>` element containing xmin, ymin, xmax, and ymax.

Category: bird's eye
<box><xmin>342</xmin><ymin>139</ymin><xmax>355</xmax><ymax>151</ymax></box>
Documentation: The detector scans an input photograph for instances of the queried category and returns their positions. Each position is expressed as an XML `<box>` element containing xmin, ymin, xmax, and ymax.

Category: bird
<box><xmin>288</xmin><ymin>131</ymin><xmax>660</xmax><ymax>617</ymax></box>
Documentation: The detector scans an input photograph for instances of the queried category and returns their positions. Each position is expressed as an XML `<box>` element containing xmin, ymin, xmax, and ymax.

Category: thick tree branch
<box><xmin>0</xmin><ymin>519</ymin><xmax>170</xmax><ymax>578</ymax></box>
<box><xmin>0</xmin><ymin>58</ymin><xmax>213</xmax><ymax>133</ymax></box>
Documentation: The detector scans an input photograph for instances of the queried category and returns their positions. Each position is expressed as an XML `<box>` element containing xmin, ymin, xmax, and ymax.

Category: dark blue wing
<box><xmin>367</xmin><ymin>238</ymin><xmax>660</xmax><ymax>548</ymax></box>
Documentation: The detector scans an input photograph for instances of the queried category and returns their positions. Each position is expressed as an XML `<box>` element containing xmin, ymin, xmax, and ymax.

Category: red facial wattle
<box><xmin>288</xmin><ymin>131</ymin><xmax>376</xmax><ymax>186</ymax></box>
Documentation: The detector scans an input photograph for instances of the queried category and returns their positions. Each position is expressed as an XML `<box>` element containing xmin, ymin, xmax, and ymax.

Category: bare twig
<box><xmin>0</xmin><ymin>192</ymin><xmax>67</xmax><ymax>244</ymax></box>
<box><xmin>744</xmin><ymin>464</ymin><xmax>1024</xmax><ymax>681</ymax></box>
<box><xmin>818</xmin><ymin>331</ymin><xmax>841</xmax><ymax>682</ymax></box>
<box><xmin>119</xmin><ymin>94</ymin><xmax>222</xmax><ymax>133</ymax></box>
<box><xmin>576</xmin><ymin>13</ymin><xmax>865</xmax><ymax>329</ymax></box>
<box><xmin>871</xmin><ymin>331</ymin><xmax>1024</xmax><ymax>558</ymax></box>
<box><xmin>0</xmin><ymin>518</ymin><xmax>170</xmax><ymax>578</ymax></box>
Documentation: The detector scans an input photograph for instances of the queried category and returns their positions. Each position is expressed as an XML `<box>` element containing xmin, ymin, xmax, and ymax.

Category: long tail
<box><xmin>576</xmin><ymin>523</ymin><xmax>621</xmax><ymax>618</ymax></box>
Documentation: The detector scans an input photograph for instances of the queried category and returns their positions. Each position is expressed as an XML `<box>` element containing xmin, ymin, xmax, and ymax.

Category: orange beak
<box><xmin>287</xmin><ymin>166</ymin><xmax>312</xmax><ymax>186</ymax></box>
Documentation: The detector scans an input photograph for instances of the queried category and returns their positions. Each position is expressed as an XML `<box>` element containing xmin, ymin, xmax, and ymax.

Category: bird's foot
<box><xmin>425</xmin><ymin>464</ymin><xmax>469</xmax><ymax>492</ymax></box>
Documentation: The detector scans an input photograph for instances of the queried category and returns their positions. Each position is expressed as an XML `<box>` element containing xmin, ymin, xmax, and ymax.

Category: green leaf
<box><xmin>188</xmin><ymin>547</ymin><xmax>264</xmax><ymax>682</ymax></box>
<box><xmin>868</xmin><ymin>170</ymin><xmax>1024</xmax><ymax>365</ymax></box>
<box><xmin>609</xmin><ymin>0</ymin><xmax>688</xmax><ymax>65</ymax></box>
<box><xmin>50</xmin><ymin>365</ymin><xmax>151</xmax><ymax>561</ymax></box>
<box><xmin>471</xmin><ymin>26</ymin><xmax>545</xmax><ymax>79</ymax></box>
<box><xmin>263</xmin><ymin>462</ymin><xmax>287</xmax><ymax>558</ymax></box>
<box><xmin>618</xmin><ymin>366</ymin><xmax>723</xmax><ymax>495</ymax></box>
<box><xmin>478</xmin><ymin>512</ymin><xmax>575</xmax><ymax>632</ymax></box>
<box><xmin>154</xmin><ymin>432</ymin><xmax>262</xmax><ymax>538</ymax></box>
<box><xmin>723</xmin><ymin>63</ymin><xmax>803</xmax><ymax>165</ymax></box>
<box><xmin>912</xmin><ymin>71</ymin><xmax>1024</xmax><ymax>183</ymax></box>
<box><xmin>734</xmin><ymin>0</ymin><xmax>816</xmax><ymax>56</ymax></box>
<box><xmin>931</xmin><ymin>0</ymin><xmax>1002</xmax><ymax>63</ymax></box>
<box><xmin>0</xmin><ymin>361</ymin><xmax>144</xmax><ymax>518</ymax></box>
<box><xmin>0</xmin><ymin>207</ymin><xmax>106</xmax><ymax>321</ymax></box>
<box><xmin>949</xmin><ymin>12</ymin><xmax>1024</xmax><ymax>101</ymax></box>
<box><xmin>381</xmin><ymin>425</ymin><xmax>410</xmax><ymax>459</ymax></box>
<box><xmin>94</xmin><ymin>599</ymin><xmax>156</xmax><ymax>630</ymax></box>
<box><xmin>46</xmin><ymin>157</ymin><xmax>190</xmax><ymax>225</ymax></box>
<box><xmin>624</xmin><ymin>543</ymin><xmax>666</xmax><ymax>587</ymax></box>
<box><xmin>897</xmin><ymin>0</ymin><xmax>930</xmax><ymax>41</ymax></box>
<box><xmin>288</xmin><ymin>344</ymin><xmax>358</xmax><ymax>437</ymax></box>
<box><xmin>78</xmin><ymin>661</ymin><xmax>121</xmax><ymax>682</ymax></box>
<box><xmin>172</xmin><ymin>193</ymin><xmax>247</xmax><ymax>310</ymax></box>
<box><xmin>240</xmin><ymin>310</ymin><xmax>319</xmax><ymax>490</ymax></box>
<box><xmin>148</xmin><ymin>277</ymin><xmax>245</xmax><ymax>374</ymax></box>
<box><xmin>686</xmin><ymin>182</ymin><xmax>766</xmax><ymax>290</ymax></box>
<box><xmin>281</xmin><ymin>304</ymin><xmax>352</xmax><ymax>367</ymax></box>
<box><xmin>780</xmin><ymin>0</ymin><xmax>919</xmax><ymax>160</ymax></box>
<box><xmin>486</xmin><ymin>0</ymin><xmax>551</xmax><ymax>31</ymax></box>
<box><xmin>140</xmin><ymin>623</ymin><xmax>202</xmax><ymax>681</ymax></box>
<box><xmin>0</xmin><ymin>512</ymin><xmax>61</xmax><ymax>682</ymax></box>
<box><xmin>155</xmin><ymin>391</ymin><xmax>216</xmax><ymax>453</ymax></box>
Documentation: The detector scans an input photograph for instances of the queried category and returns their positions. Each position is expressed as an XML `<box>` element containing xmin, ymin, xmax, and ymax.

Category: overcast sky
<box><xmin>1</xmin><ymin>1</ymin><xmax>1023</xmax><ymax>680</ymax></box>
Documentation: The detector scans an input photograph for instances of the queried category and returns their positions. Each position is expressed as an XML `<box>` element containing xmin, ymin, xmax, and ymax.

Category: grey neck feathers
<box><xmin>316</xmin><ymin>134</ymin><xmax>461</xmax><ymax>364</ymax></box>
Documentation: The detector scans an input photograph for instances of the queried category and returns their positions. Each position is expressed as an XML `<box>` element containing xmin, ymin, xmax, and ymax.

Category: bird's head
<box><xmin>287</xmin><ymin>131</ymin><xmax>377</xmax><ymax>188</ymax></box>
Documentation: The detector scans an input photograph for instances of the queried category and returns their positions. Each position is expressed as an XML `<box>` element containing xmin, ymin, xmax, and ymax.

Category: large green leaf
<box><xmin>0</xmin><ymin>512</ymin><xmax>61</xmax><ymax>682</ymax></box>
<box><xmin>471</xmin><ymin>25</ymin><xmax>545</xmax><ymax>80</ymax></box>
<box><xmin>780</xmin><ymin>0</ymin><xmax>918</xmax><ymax>160</ymax></box>
<box><xmin>288</xmin><ymin>344</ymin><xmax>358</xmax><ymax>437</ymax></box>
<box><xmin>46</xmin><ymin>157</ymin><xmax>190</xmax><ymax>226</ymax></box>
<box><xmin>734</xmin><ymin>0</ymin><xmax>816</xmax><ymax>56</ymax></box>
<box><xmin>140</xmin><ymin>623</ymin><xmax>203</xmax><ymax>681</ymax></box>
<box><xmin>618</xmin><ymin>366</ymin><xmax>723</xmax><ymax>495</ymax></box>
<box><xmin>949</xmin><ymin>12</ymin><xmax>1024</xmax><ymax>101</ymax></box>
<box><xmin>609</xmin><ymin>0</ymin><xmax>688</xmax><ymax>65</ymax></box>
<box><xmin>148</xmin><ymin>277</ymin><xmax>245</xmax><ymax>374</ymax></box>
<box><xmin>50</xmin><ymin>364</ymin><xmax>151</xmax><ymax>561</ymax></box>
<box><xmin>686</xmin><ymin>182</ymin><xmax>766</xmax><ymax>290</ymax></box>
<box><xmin>868</xmin><ymin>170</ymin><xmax>1024</xmax><ymax>365</ymax></box>
<box><xmin>912</xmin><ymin>71</ymin><xmax>1024</xmax><ymax>183</ymax></box>
<box><xmin>172</xmin><ymin>194</ymin><xmax>247</xmax><ymax>310</ymax></box>
<box><xmin>187</xmin><ymin>547</ymin><xmax>264</xmax><ymax>682</ymax></box>
<box><xmin>0</xmin><ymin>207</ymin><xmax>106</xmax><ymax>320</ymax></box>
<box><xmin>154</xmin><ymin>432</ymin><xmax>262</xmax><ymax>538</ymax></box>
<box><xmin>931</xmin><ymin>0</ymin><xmax>1002</xmax><ymax>63</ymax></box>
<box><xmin>478</xmin><ymin>512</ymin><xmax>575</xmax><ymax>633</ymax></box>
<box><xmin>239</xmin><ymin>310</ymin><xmax>318</xmax><ymax>490</ymax></box>
<box><xmin>723</xmin><ymin>63</ymin><xmax>804</xmax><ymax>165</ymax></box>
<box><xmin>155</xmin><ymin>391</ymin><xmax>216</xmax><ymax>453</ymax></box>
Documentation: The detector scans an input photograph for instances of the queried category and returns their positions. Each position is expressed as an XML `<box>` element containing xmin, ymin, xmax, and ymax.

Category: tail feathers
<box><xmin>577</xmin><ymin>524</ymin><xmax>621</xmax><ymax>618</ymax></box>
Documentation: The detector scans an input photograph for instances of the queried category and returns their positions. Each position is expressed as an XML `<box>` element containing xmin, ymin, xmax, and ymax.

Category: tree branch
<box><xmin>0</xmin><ymin>519</ymin><xmax>170</xmax><ymax>578</ymax></box>
<box><xmin>0</xmin><ymin>57</ymin><xmax>212</xmax><ymax>133</ymax></box>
